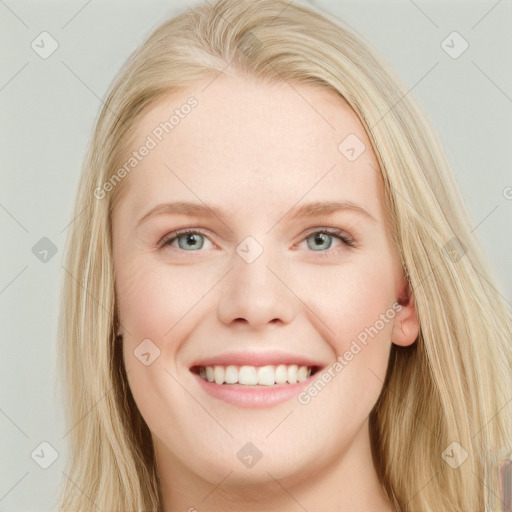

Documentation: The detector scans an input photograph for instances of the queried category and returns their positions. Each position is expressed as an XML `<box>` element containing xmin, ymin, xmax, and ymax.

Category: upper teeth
<box><xmin>199</xmin><ymin>364</ymin><xmax>311</xmax><ymax>385</ymax></box>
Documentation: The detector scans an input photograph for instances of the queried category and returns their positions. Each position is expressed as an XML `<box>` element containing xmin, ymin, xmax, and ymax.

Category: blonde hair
<box><xmin>57</xmin><ymin>0</ymin><xmax>512</xmax><ymax>510</ymax></box>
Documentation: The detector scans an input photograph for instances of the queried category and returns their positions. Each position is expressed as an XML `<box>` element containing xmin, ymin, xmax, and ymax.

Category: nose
<box><xmin>216</xmin><ymin>243</ymin><xmax>296</xmax><ymax>329</ymax></box>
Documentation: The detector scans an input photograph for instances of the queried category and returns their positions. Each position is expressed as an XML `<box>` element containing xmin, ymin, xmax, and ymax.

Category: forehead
<box><xmin>116</xmin><ymin>74</ymin><xmax>383</xmax><ymax>222</ymax></box>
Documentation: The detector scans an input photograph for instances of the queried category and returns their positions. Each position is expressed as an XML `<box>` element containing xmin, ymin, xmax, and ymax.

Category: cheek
<box><xmin>291</xmin><ymin>253</ymin><xmax>397</xmax><ymax>408</ymax></box>
<box><xmin>295</xmin><ymin>255</ymin><xmax>397</xmax><ymax>344</ymax></box>
<box><xmin>115</xmin><ymin>259</ymin><xmax>165</xmax><ymax>337</ymax></box>
<box><xmin>115</xmin><ymin>255</ymin><xmax>226</xmax><ymax>381</ymax></box>
<box><xmin>115</xmin><ymin>255</ymin><xmax>204</xmax><ymax>341</ymax></box>
<box><xmin>116</xmin><ymin>259</ymin><xmax>207</xmax><ymax>437</ymax></box>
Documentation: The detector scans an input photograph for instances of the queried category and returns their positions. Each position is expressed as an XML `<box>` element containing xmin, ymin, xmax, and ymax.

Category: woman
<box><xmin>57</xmin><ymin>0</ymin><xmax>512</xmax><ymax>510</ymax></box>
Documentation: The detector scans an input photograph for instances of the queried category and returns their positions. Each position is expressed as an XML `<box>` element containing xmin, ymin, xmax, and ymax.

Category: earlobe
<box><xmin>391</xmin><ymin>285</ymin><xmax>419</xmax><ymax>347</ymax></box>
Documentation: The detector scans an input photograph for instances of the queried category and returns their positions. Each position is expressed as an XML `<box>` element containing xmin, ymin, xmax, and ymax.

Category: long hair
<box><xmin>56</xmin><ymin>0</ymin><xmax>512</xmax><ymax>510</ymax></box>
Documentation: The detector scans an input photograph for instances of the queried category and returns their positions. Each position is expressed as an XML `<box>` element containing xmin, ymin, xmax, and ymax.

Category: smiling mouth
<box><xmin>191</xmin><ymin>364</ymin><xmax>320</xmax><ymax>386</ymax></box>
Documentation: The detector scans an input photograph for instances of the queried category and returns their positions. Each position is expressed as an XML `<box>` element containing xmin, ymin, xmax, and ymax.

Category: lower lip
<box><xmin>192</xmin><ymin>372</ymin><xmax>315</xmax><ymax>408</ymax></box>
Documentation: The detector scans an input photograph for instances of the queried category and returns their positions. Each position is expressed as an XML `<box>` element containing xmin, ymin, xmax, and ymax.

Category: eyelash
<box><xmin>157</xmin><ymin>227</ymin><xmax>356</xmax><ymax>256</ymax></box>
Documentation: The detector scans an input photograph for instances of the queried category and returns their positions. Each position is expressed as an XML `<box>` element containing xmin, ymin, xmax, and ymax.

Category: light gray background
<box><xmin>1</xmin><ymin>0</ymin><xmax>511</xmax><ymax>510</ymax></box>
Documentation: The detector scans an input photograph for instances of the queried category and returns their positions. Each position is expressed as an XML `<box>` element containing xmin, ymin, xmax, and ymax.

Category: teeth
<box><xmin>287</xmin><ymin>364</ymin><xmax>298</xmax><ymax>384</ymax></box>
<box><xmin>239</xmin><ymin>366</ymin><xmax>258</xmax><ymax>385</ymax></box>
<box><xmin>275</xmin><ymin>364</ymin><xmax>287</xmax><ymax>384</ymax></box>
<box><xmin>297</xmin><ymin>365</ymin><xmax>308</xmax><ymax>382</ymax></box>
<box><xmin>257</xmin><ymin>365</ymin><xmax>275</xmax><ymax>386</ymax></box>
<box><xmin>214</xmin><ymin>366</ymin><xmax>225</xmax><ymax>385</ymax></box>
<box><xmin>198</xmin><ymin>364</ymin><xmax>312</xmax><ymax>385</ymax></box>
<box><xmin>224</xmin><ymin>365</ymin><xmax>238</xmax><ymax>384</ymax></box>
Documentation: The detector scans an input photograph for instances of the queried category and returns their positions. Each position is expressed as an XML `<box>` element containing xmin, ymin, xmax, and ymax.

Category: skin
<box><xmin>112</xmin><ymin>73</ymin><xmax>419</xmax><ymax>511</ymax></box>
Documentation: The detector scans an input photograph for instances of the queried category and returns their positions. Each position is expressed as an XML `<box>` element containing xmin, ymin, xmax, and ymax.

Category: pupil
<box><xmin>312</xmin><ymin>233</ymin><xmax>331</xmax><ymax>250</ymax></box>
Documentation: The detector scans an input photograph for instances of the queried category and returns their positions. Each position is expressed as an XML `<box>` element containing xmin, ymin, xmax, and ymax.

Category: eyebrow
<box><xmin>136</xmin><ymin>199</ymin><xmax>376</xmax><ymax>227</ymax></box>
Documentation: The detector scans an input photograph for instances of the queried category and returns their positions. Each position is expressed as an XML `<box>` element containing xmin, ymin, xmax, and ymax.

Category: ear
<box><xmin>391</xmin><ymin>281</ymin><xmax>419</xmax><ymax>347</ymax></box>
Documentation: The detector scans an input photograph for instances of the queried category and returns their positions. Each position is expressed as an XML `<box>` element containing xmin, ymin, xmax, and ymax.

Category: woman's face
<box><xmin>112</xmin><ymin>74</ymin><xmax>418</xmax><ymax>497</ymax></box>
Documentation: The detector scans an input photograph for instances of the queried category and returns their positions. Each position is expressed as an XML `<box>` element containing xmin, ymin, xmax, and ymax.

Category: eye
<box><xmin>158</xmin><ymin>229</ymin><xmax>213</xmax><ymax>251</ymax></box>
<box><xmin>158</xmin><ymin>227</ymin><xmax>356</xmax><ymax>254</ymax></box>
<box><xmin>301</xmin><ymin>228</ymin><xmax>356</xmax><ymax>253</ymax></box>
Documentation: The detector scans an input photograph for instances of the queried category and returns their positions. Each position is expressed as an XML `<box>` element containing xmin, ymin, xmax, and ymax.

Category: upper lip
<box><xmin>189</xmin><ymin>350</ymin><xmax>326</xmax><ymax>369</ymax></box>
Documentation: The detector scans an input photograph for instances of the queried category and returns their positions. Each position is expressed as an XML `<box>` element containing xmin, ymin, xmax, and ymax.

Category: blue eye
<box><xmin>306</xmin><ymin>232</ymin><xmax>334</xmax><ymax>251</ymax></box>
<box><xmin>304</xmin><ymin>229</ymin><xmax>355</xmax><ymax>252</ymax></box>
<box><xmin>159</xmin><ymin>228</ymin><xmax>355</xmax><ymax>253</ymax></box>
<box><xmin>160</xmin><ymin>230</ymin><xmax>209</xmax><ymax>251</ymax></box>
